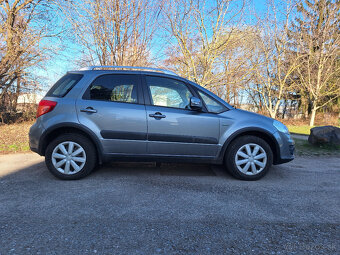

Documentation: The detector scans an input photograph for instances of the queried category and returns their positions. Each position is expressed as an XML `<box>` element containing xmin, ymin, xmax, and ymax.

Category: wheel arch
<box><xmin>219</xmin><ymin>128</ymin><xmax>280</xmax><ymax>165</ymax></box>
<box><xmin>39</xmin><ymin>122</ymin><xmax>103</xmax><ymax>164</ymax></box>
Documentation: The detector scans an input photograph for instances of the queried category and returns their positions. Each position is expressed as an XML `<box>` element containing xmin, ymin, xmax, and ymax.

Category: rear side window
<box><xmin>46</xmin><ymin>73</ymin><xmax>83</xmax><ymax>97</ymax></box>
<box><xmin>198</xmin><ymin>90</ymin><xmax>227</xmax><ymax>113</ymax></box>
<box><xmin>86</xmin><ymin>74</ymin><xmax>138</xmax><ymax>103</ymax></box>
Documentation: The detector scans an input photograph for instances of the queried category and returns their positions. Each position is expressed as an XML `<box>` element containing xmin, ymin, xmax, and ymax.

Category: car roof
<box><xmin>68</xmin><ymin>69</ymin><xmax>186</xmax><ymax>81</ymax></box>
<box><xmin>75</xmin><ymin>66</ymin><xmax>178</xmax><ymax>75</ymax></box>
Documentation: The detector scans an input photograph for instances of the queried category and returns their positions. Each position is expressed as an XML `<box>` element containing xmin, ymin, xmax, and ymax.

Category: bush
<box><xmin>0</xmin><ymin>104</ymin><xmax>37</xmax><ymax>124</ymax></box>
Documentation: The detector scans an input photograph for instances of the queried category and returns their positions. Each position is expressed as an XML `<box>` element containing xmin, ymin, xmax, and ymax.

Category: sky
<box><xmin>34</xmin><ymin>0</ymin><xmax>269</xmax><ymax>94</ymax></box>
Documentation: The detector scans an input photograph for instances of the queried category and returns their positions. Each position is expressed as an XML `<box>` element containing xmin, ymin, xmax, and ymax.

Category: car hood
<box><xmin>231</xmin><ymin>109</ymin><xmax>274</xmax><ymax>121</ymax></box>
<box><xmin>219</xmin><ymin>108</ymin><xmax>276</xmax><ymax>134</ymax></box>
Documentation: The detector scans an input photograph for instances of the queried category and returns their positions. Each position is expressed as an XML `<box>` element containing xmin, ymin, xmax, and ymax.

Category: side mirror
<box><xmin>190</xmin><ymin>97</ymin><xmax>202</xmax><ymax>111</ymax></box>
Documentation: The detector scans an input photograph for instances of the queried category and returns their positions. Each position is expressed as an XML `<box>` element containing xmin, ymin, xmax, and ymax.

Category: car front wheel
<box><xmin>45</xmin><ymin>133</ymin><xmax>97</xmax><ymax>180</ymax></box>
<box><xmin>225</xmin><ymin>135</ymin><xmax>273</xmax><ymax>180</ymax></box>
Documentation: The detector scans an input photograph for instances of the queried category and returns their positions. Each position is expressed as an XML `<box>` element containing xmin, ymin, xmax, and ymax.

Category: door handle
<box><xmin>80</xmin><ymin>107</ymin><xmax>97</xmax><ymax>113</ymax></box>
<box><xmin>149</xmin><ymin>112</ymin><xmax>166</xmax><ymax>119</ymax></box>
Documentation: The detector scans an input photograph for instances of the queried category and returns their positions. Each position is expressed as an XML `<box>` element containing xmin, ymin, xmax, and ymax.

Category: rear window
<box><xmin>84</xmin><ymin>74</ymin><xmax>139</xmax><ymax>103</ymax></box>
<box><xmin>46</xmin><ymin>73</ymin><xmax>83</xmax><ymax>97</ymax></box>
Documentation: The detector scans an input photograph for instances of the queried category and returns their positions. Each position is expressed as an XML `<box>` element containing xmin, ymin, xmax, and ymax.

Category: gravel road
<box><xmin>0</xmin><ymin>153</ymin><xmax>339</xmax><ymax>254</ymax></box>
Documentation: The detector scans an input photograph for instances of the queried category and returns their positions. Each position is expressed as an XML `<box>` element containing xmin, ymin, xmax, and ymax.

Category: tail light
<box><xmin>36</xmin><ymin>100</ymin><xmax>57</xmax><ymax>118</ymax></box>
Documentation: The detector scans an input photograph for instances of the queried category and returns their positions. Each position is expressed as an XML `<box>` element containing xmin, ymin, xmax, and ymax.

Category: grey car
<box><xmin>29</xmin><ymin>66</ymin><xmax>294</xmax><ymax>180</ymax></box>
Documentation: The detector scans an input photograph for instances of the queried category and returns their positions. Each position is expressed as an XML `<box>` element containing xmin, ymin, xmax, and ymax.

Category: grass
<box><xmin>294</xmin><ymin>138</ymin><xmax>340</xmax><ymax>156</ymax></box>
<box><xmin>0</xmin><ymin>121</ymin><xmax>33</xmax><ymax>154</ymax></box>
<box><xmin>287</xmin><ymin>125</ymin><xmax>340</xmax><ymax>135</ymax></box>
<box><xmin>287</xmin><ymin>125</ymin><xmax>313</xmax><ymax>135</ymax></box>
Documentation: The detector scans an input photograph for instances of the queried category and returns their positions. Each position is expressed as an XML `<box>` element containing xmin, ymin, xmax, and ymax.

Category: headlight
<box><xmin>273</xmin><ymin>120</ymin><xmax>289</xmax><ymax>133</ymax></box>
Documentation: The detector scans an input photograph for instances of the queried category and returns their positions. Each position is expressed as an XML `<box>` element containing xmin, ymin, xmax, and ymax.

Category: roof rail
<box><xmin>80</xmin><ymin>66</ymin><xmax>178</xmax><ymax>76</ymax></box>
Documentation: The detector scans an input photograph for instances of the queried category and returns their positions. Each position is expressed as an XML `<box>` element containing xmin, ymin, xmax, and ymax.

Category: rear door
<box><xmin>76</xmin><ymin>74</ymin><xmax>147</xmax><ymax>155</ymax></box>
<box><xmin>143</xmin><ymin>75</ymin><xmax>221</xmax><ymax>157</ymax></box>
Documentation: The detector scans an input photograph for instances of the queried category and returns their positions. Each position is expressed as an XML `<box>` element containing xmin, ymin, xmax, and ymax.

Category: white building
<box><xmin>17</xmin><ymin>93</ymin><xmax>44</xmax><ymax>104</ymax></box>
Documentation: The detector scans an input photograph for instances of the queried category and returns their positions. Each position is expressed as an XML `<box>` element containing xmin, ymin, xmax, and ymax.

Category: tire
<box><xmin>45</xmin><ymin>133</ymin><xmax>97</xmax><ymax>180</ymax></box>
<box><xmin>224</xmin><ymin>135</ymin><xmax>273</xmax><ymax>181</ymax></box>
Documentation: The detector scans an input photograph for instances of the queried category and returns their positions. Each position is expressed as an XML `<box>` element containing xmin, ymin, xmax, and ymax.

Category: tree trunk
<box><xmin>269</xmin><ymin>109</ymin><xmax>276</xmax><ymax>119</ymax></box>
<box><xmin>13</xmin><ymin>76</ymin><xmax>21</xmax><ymax>112</ymax></box>
<box><xmin>309</xmin><ymin>107</ymin><xmax>317</xmax><ymax>127</ymax></box>
<box><xmin>304</xmin><ymin>107</ymin><xmax>309</xmax><ymax>119</ymax></box>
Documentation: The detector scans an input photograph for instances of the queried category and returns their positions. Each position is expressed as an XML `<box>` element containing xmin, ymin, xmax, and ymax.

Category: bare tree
<box><xmin>0</xmin><ymin>0</ymin><xmax>55</xmax><ymax>118</ymax></box>
<box><xmin>216</xmin><ymin>27</ymin><xmax>258</xmax><ymax>105</ymax></box>
<box><xmin>289</xmin><ymin>0</ymin><xmax>340</xmax><ymax>126</ymax></box>
<box><xmin>60</xmin><ymin>0</ymin><xmax>163</xmax><ymax>67</ymax></box>
<box><xmin>162</xmin><ymin>0</ymin><xmax>246</xmax><ymax>91</ymax></box>
<box><xmin>249</xmin><ymin>0</ymin><xmax>301</xmax><ymax>119</ymax></box>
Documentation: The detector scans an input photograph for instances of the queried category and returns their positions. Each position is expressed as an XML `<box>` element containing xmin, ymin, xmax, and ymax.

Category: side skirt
<box><xmin>102</xmin><ymin>153</ymin><xmax>221</xmax><ymax>164</ymax></box>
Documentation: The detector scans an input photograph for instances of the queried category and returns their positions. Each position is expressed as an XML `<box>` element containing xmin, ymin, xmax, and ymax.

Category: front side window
<box><xmin>87</xmin><ymin>75</ymin><xmax>138</xmax><ymax>103</ymax></box>
<box><xmin>146</xmin><ymin>76</ymin><xmax>192</xmax><ymax>109</ymax></box>
<box><xmin>46</xmin><ymin>73</ymin><xmax>83</xmax><ymax>98</ymax></box>
<box><xmin>198</xmin><ymin>90</ymin><xmax>226</xmax><ymax>113</ymax></box>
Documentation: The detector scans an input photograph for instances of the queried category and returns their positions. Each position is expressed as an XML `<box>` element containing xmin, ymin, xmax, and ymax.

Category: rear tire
<box><xmin>45</xmin><ymin>133</ymin><xmax>97</xmax><ymax>180</ymax></box>
<box><xmin>224</xmin><ymin>135</ymin><xmax>273</xmax><ymax>181</ymax></box>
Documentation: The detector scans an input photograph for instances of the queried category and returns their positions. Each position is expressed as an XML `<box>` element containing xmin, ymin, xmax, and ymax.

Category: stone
<box><xmin>308</xmin><ymin>126</ymin><xmax>340</xmax><ymax>146</ymax></box>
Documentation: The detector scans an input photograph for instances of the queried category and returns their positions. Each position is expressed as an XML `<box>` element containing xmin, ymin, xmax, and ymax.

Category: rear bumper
<box><xmin>29</xmin><ymin>120</ymin><xmax>45</xmax><ymax>155</ymax></box>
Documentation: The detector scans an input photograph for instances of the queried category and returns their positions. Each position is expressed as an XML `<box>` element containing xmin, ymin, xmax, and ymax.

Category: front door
<box><xmin>144</xmin><ymin>75</ymin><xmax>220</xmax><ymax>157</ymax></box>
<box><xmin>76</xmin><ymin>74</ymin><xmax>147</xmax><ymax>155</ymax></box>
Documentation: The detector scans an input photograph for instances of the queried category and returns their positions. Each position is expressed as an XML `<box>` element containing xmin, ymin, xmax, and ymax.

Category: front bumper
<box><xmin>273</xmin><ymin>131</ymin><xmax>295</xmax><ymax>165</ymax></box>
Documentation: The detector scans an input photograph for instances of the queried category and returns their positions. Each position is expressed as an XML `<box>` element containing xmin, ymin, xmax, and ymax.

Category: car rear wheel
<box><xmin>225</xmin><ymin>135</ymin><xmax>273</xmax><ymax>180</ymax></box>
<box><xmin>45</xmin><ymin>134</ymin><xmax>96</xmax><ymax>180</ymax></box>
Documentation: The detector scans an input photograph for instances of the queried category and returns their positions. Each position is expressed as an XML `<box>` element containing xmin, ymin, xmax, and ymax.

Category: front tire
<box><xmin>225</xmin><ymin>135</ymin><xmax>273</xmax><ymax>180</ymax></box>
<box><xmin>45</xmin><ymin>133</ymin><xmax>97</xmax><ymax>180</ymax></box>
